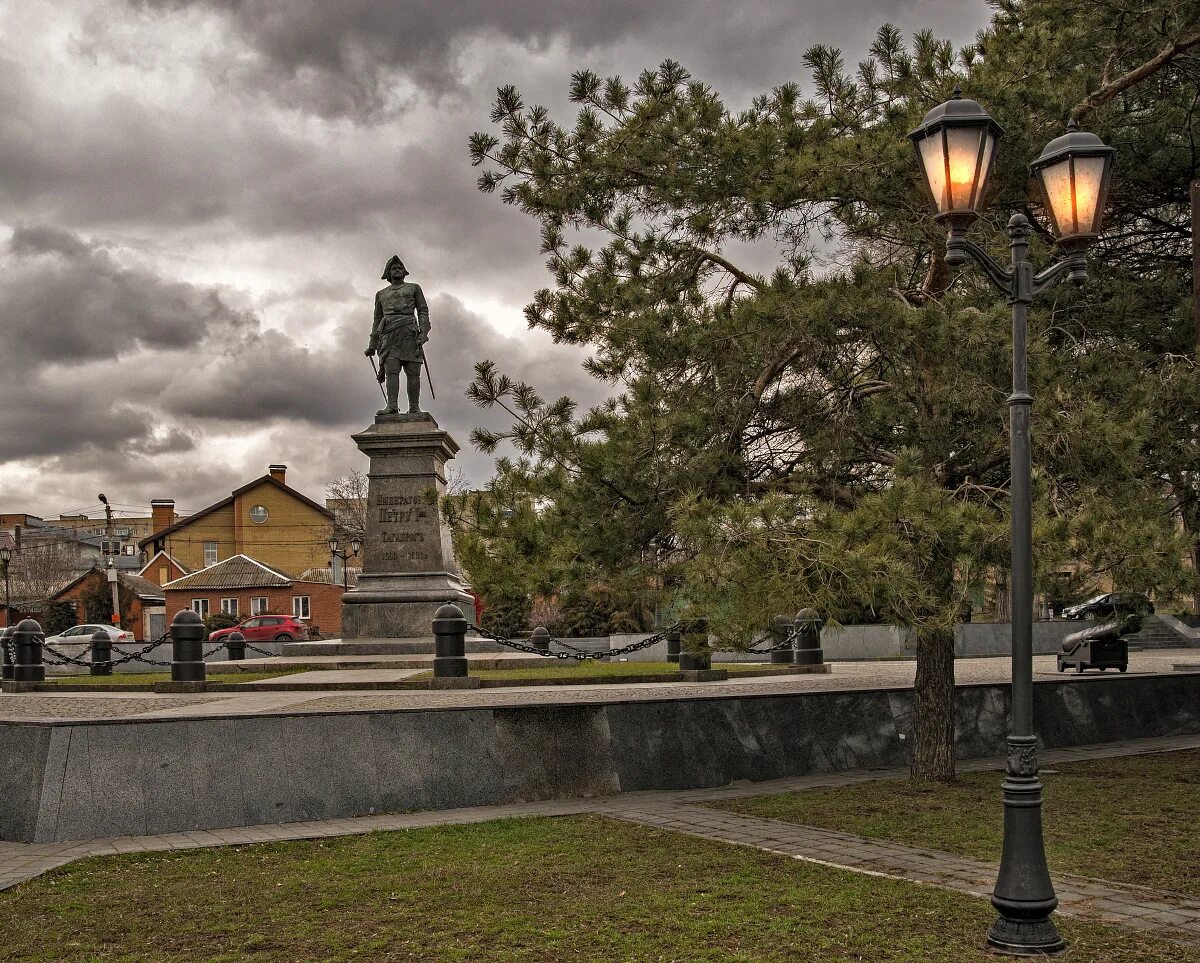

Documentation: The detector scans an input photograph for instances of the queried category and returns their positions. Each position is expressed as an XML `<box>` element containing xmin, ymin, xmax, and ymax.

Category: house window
<box><xmin>158</xmin><ymin>567</ymin><xmax>169</xmax><ymax>585</ymax></box>
<box><xmin>220</xmin><ymin>598</ymin><xmax>238</xmax><ymax>618</ymax></box>
<box><xmin>251</xmin><ymin>596</ymin><xmax>269</xmax><ymax>615</ymax></box>
<box><xmin>203</xmin><ymin>542</ymin><xmax>218</xmax><ymax>567</ymax></box>
<box><xmin>292</xmin><ymin>596</ymin><xmax>310</xmax><ymax>619</ymax></box>
<box><xmin>191</xmin><ymin>598</ymin><xmax>210</xmax><ymax>619</ymax></box>
<box><xmin>249</xmin><ymin>505</ymin><xmax>269</xmax><ymax>524</ymax></box>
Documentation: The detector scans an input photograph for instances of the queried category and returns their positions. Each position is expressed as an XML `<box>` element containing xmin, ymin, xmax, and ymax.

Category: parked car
<box><xmin>44</xmin><ymin>623</ymin><xmax>136</xmax><ymax>646</ymax></box>
<box><xmin>207</xmin><ymin>615</ymin><xmax>309</xmax><ymax>643</ymax></box>
<box><xmin>1062</xmin><ymin>592</ymin><xmax>1154</xmax><ymax>620</ymax></box>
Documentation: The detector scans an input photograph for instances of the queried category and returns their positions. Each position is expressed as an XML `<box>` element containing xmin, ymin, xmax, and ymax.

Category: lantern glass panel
<box><xmin>917</xmin><ymin>132</ymin><xmax>949</xmax><ymax>214</ymax></box>
<box><xmin>944</xmin><ymin>126</ymin><xmax>986</xmax><ymax>211</ymax></box>
<box><xmin>1037</xmin><ymin>156</ymin><xmax>1074</xmax><ymax>237</ymax></box>
<box><xmin>1071</xmin><ymin>155</ymin><xmax>1107</xmax><ymax>235</ymax></box>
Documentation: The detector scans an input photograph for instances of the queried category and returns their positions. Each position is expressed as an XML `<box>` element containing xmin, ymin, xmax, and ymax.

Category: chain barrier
<box><xmin>468</xmin><ymin>623</ymin><xmax>677</xmax><ymax>661</ymax></box>
<box><xmin>746</xmin><ymin>628</ymin><xmax>800</xmax><ymax>654</ymax></box>
<box><xmin>7</xmin><ymin>629</ymin><xmax>288</xmax><ymax>676</ymax></box>
<box><xmin>41</xmin><ymin>632</ymin><xmax>175</xmax><ymax>670</ymax></box>
<box><xmin>547</xmin><ymin>636</ymin><xmax>590</xmax><ymax>656</ymax></box>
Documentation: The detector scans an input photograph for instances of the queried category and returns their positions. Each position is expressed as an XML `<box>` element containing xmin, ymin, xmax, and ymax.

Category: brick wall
<box><xmin>164</xmin><ymin>580</ymin><xmax>346</xmax><ymax>636</ymax></box>
<box><xmin>54</xmin><ymin>572</ymin><xmax>151</xmax><ymax>639</ymax></box>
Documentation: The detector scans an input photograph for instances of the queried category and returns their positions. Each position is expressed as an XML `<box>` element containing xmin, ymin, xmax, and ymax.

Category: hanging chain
<box><xmin>746</xmin><ymin>628</ymin><xmax>800</xmax><ymax>653</ymax></box>
<box><xmin>467</xmin><ymin>623</ymin><xmax>677</xmax><ymax>660</ymax></box>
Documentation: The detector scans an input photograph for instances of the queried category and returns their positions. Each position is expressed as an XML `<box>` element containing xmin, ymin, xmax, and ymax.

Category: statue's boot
<box><xmin>406</xmin><ymin>365</ymin><xmax>423</xmax><ymax>414</ymax></box>
<box><xmin>377</xmin><ymin>369</ymin><xmax>400</xmax><ymax>416</ymax></box>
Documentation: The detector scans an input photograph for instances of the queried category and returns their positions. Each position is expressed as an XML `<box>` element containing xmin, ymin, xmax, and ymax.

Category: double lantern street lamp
<box><xmin>911</xmin><ymin>89</ymin><xmax>1114</xmax><ymax>956</ymax></box>
<box><xmin>328</xmin><ymin>535</ymin><xmax>362</xmax><ymax>592</ymax></box>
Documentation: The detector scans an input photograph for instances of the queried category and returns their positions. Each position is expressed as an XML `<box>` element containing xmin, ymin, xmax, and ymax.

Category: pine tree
<box><xmin>457</xmin><ymin>2</ymin><xmax>1198</xmax><ymax>779</ymax></box>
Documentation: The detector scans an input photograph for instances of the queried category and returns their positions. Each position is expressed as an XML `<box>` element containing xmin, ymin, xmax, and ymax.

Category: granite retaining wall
<box><xmin>2</xmin><ymin>672</ymin><xmax>1199</xmax><ymax>843</ymax></box>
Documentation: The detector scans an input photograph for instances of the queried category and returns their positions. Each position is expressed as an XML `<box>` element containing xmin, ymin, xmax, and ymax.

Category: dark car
<box><xmin>1062</xmin><ymin>592</ymin><xmax>1154</xmax><ymax>621</ymax></box>
<box><xmin>208</xmin><ymin>615</ymin><xmax>309</xmax><ymax>643</ymax></box>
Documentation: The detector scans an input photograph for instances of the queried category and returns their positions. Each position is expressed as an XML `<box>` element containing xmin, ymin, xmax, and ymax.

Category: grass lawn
<box><xmin>472</xmin><ymin>660</ymin><xmax>789</xmax><ymax>681</ymax></box>
<box><xmin>44</xmin><ymin>669</ymin><xmax>307</xmax><ymax>686</ymax></box>
<box><xmin>712</xmin><ymin>749</ymin><xmax>1200</xmax><ymax>896</ymax></box>
<box><xmin>0</xmin><ymin>815</ymin><xmax>1191</xmax><ymax>963</ymax></box>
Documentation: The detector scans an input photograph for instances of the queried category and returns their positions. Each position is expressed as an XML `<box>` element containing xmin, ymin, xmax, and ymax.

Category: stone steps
<box><xmin>1127</xmin><ymin>616</ymin><xmax>1197</xmax><ymax>649</ymax></box>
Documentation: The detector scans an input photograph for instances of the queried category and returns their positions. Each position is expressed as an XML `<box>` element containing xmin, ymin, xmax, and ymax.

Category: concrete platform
<box><xmin>281</xmin><ymin>635</ymin><xmax>509</xmax><ymax>656</ymax></box>
<box><xmin>208</xmin><ymin>651</ymin><xmax>547</xmax><ymax>673</ymax></box>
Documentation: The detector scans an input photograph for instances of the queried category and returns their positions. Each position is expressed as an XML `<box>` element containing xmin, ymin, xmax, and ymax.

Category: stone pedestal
<box><xmin>340</xmin><ymin>413</ymin><xmax>474</xmax><ymax>639</ymax></box>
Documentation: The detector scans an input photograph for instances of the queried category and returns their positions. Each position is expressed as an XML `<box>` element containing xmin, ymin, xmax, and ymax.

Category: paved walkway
<box><xmin>1</xmin><ymin>733</ymin><xmax>1197</xmax><ymax>947</ymax></box>
<box><xmin>4</xmin><ymin>650</ymin><xmax>1195</xmax><ymax>722</ymax></box>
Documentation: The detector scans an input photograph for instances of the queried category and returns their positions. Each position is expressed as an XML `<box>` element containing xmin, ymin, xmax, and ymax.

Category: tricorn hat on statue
<box><xmin>381</xmin><ymin>254</ymin><xmax>407</xmax><ymax>279</ymax></box>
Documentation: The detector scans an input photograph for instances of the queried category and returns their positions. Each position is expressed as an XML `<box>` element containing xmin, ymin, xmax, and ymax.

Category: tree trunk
<box><xmin>1192</xmin><ymin>536</ymin><xmax>1200</xmax><ymax>618</ymax></box>
<box><xmin>911</xmin><ymin>621</ymin><xmax>957</xmax><ymax>781</ymax></box>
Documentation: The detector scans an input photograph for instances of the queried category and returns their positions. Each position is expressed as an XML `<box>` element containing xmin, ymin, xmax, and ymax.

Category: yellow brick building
<box><xmin>139</xmin><ymin>466</ymin><xmax>335</xmax><ymax>579</ymax></box>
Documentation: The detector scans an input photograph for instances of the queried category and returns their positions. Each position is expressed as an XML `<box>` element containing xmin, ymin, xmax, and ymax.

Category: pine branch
<box><xmin>1072</xmin><ymin>31</ymin><xmax>1200</xmax><ymax>120</ymax></box>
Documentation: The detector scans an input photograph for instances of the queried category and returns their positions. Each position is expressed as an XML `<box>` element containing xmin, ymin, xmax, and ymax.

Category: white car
<box><xmin>44</xmin><ymin>623</ymin><xmax>136</xmax><ymax>647</ymax></box>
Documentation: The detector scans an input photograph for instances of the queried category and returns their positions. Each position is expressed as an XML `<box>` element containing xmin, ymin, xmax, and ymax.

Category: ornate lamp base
<box><xmin>988</xmin><ymin>735</ymin><xmax>1067</xmax><ymax>956</ymax></box>
<box><xmin>987</xmin><ymin>916</ymin><xmax>1067</xmax><ymax>956</ymax></box>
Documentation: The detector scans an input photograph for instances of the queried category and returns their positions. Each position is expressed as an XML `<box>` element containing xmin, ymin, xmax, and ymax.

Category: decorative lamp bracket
<box><xmin>945</xmin><ymin>232</ymin><xmax>1013</xmax><ymax>295</ymax></box>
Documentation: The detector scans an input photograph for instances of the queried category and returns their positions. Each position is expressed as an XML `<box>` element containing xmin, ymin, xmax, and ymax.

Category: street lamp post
<box><xmin>0</xmin><ymin>545</ymin><xmax>11</xmax><ymax>628</ymax></box>
<box><xmin>910</xmin><ymin>89</ymin><xmax>1114</xmax><ymax>956</ymax></box>
<box><xmin>328</xmin><ymin>535</ymin><xmax>363</xmax><ymax>592</ymax></box>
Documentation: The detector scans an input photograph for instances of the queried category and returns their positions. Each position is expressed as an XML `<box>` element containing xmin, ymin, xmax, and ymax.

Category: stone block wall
<box><xmin>3</xmin><ymin>672</ymin><xmax>1199</xmax><ymax>843</ymax></box>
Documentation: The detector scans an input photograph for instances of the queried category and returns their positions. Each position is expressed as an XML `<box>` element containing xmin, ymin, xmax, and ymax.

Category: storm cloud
<box><xmin>0</xmin><ymin>0</ymin><xmax>988</xmax><ymax>519</ymax></box>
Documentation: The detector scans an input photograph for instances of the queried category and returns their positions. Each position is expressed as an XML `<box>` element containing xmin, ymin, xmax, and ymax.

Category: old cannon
<box><xmin>1057</xmin><ymin>613</ymin><xmax>1140</xmax><ymax>674</ymax></box>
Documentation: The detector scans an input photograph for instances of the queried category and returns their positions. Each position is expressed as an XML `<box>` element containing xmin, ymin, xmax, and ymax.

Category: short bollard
<box><xmin>793</xmin><ymin>608</ymin><xmax>827</xmax><ymax>671</ymax></box>
<box><xmin>431</xmin><ymin>602</ymin><xmax>469</xmax><ymax>680</ymax></box>
<box><xmin>13</xmin><ymin>618</ymin><xmax>46</xmax><ymax>683</ymax></box>
<box><xmin>666</xmin><ymin>628</ymin><xmax>681</xmax><ymax>664</ymax></box>
<box><xmin>530</xmin><ymin>626</ymin><xmax>551</xmax><ymax>653</ymax></box>
<box><xmin>769</xmin><ymin>614</ymin><xmax>793</xmax><ymax>664</ymax></box>
<box><xmin>90</xmin><ymin>628</ymin><xmax>113</xmax><ymax>677</ymax></box>
<box><xmin>0</xmin><ymin>626</ymin><xmax>13</xmax><ymax>681</ymax></box>
<box><xmin>170</xmin><ymin>609</ymin><xmax>207</xmax><ymax>684</ymax></box>
<box><xmin>227</xmin><ymin>631</ymin><xmax>246</xmax><ymax>661</ymax></box>
<box><xmin>676</xmin><ymin>619</ymin><xmax>710</xmax><ymax>672</ymax></box>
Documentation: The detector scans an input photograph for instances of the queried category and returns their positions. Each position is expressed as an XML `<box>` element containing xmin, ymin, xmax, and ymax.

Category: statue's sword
<box><xmin>419</xmin><ymin>344</ymin><xmax>436</xmax><ymax>400</ymax></box>
<box><xmin>366</xmin><ymin>354</ymin><xmax>388</xmax><ymax>403</ymax></box>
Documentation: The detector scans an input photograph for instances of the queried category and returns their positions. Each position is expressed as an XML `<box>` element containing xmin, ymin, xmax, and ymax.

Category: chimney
<box><xmin>151</xmin><ymin>499</ymin><xmax>175</xmax><ymax>534</ymax></box>
<box><xmin>269</xmin><ymin>464</ymin><xmax>287</xmax><ymax>484</ymax></box>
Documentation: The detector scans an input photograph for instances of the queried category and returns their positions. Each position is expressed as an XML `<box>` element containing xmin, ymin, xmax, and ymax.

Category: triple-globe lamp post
<box><xmin>910</xmin><ymin>89</ymin><xmax>1115</xmax><ymax>956</ymax></box>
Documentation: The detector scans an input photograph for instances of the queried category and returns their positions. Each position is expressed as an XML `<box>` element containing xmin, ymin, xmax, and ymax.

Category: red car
<box><xmin>208</xmin><ymin>615</ymin><xmax>309</xmax><ymax>643</ymax></box>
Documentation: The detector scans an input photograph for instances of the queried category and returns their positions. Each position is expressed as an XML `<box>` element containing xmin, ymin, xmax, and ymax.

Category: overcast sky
<box><xmin>0</xmin><ymin>0</ymin><xmax>988</xmax><ymax>520</ymax></box>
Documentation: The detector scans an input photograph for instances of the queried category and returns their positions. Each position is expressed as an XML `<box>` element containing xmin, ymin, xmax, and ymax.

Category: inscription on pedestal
<box><xmin>374</xmin><ymin>493</ymin><xmax>433</xmax><ymax>567</ymax></box>
<box><xmin>366</xmin><ymin>486</ymin><xmax>447</xmax><ymax>573</ymax></box>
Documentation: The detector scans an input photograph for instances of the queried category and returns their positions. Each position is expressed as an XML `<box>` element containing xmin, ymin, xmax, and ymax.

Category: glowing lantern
<box><xmin>909</xmin><ymin>87</ymin><xmax>1004</xmax><ymax>225</ymax></box>
<box><xmin>1029</xmin><ymin>120</ymin><xmax>1115</xmax><ymax>246</ymax></box>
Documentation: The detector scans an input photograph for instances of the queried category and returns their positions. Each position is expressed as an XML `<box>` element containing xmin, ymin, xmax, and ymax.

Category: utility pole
<box><xmin>98</xmin><ymin>494</ymin><xmax>120</xmax><ymax>627</ymax></box>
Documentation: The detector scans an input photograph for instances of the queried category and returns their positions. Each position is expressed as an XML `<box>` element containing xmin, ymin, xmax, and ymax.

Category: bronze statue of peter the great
<box><xmin>365</xmin><ymin>254</ymin><xmax>430</xmax><ymax>415</ymax></box>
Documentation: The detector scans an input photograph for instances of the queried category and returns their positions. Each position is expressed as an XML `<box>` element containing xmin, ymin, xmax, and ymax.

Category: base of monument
<box><xmin>282</xmin><ymin>637</ymin><xmax>509</xmax><ymax>657</ymax></box>
<box><xmin>340</xmin><ymin>578</ymin><xmax>475</xmax><ymax>640</ymax></box>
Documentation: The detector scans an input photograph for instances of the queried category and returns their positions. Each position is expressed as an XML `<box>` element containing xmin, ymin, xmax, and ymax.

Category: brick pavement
<box><xmin>1</xmin><ymin>733</ymin><xmax>1198</xmax><ymax>947</ymax></box>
